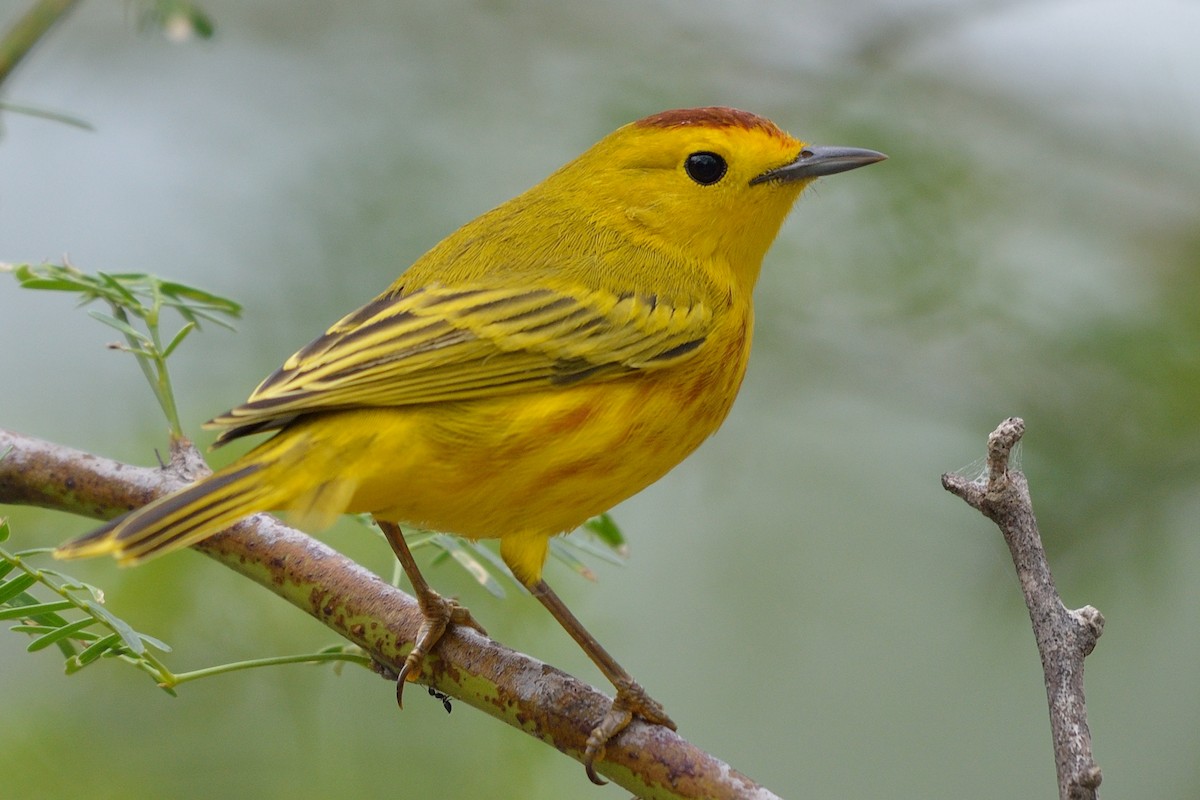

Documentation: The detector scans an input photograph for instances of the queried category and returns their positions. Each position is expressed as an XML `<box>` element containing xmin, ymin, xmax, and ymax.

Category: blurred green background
<box><xmin>2</xmin><ymin>1</ymin><xmax>1198</xmax><ymax>797</ymax></box>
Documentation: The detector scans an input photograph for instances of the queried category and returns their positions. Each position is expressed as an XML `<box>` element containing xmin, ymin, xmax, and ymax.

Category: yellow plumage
<box><xmin>57</xmin><ymin>106</ymin><xmax>884</xmax><ymax>779</ymax></box>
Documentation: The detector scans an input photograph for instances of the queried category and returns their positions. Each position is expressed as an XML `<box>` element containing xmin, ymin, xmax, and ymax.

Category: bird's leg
<box><xmin>376</xmin><ymin>519</ymin><xmax>487</xmax><ymax>707</ymax></box>
<box><xmin>530</xmin><ymin>579</ymin><xmax>676</xmax><ymax>785</ymax></box>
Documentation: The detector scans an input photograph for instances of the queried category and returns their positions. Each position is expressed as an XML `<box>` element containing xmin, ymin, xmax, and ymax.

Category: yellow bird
<box><xmin>58</xmin><ymin>107</ymin><xmax>884</xmax><ymax>782</ymax></box>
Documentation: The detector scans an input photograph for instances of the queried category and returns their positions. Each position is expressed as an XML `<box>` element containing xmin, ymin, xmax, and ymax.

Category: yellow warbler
<box><xmin>58</xmin><ymin>106</ymin><xmax>884</xmax><ymax>781</ymax></box>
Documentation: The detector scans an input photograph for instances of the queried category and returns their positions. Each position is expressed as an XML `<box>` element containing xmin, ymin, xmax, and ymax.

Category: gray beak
<box><xmin>750</xmin><ymin>145</ymin><xmax>887</xmax><ymax>185</ymax></box>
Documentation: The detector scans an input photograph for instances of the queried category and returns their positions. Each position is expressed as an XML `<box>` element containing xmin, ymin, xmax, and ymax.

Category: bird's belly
<box><xmin>341</xmin><ymin>350</ymin><xmax>747</xmax><ymax>540</ymax></box>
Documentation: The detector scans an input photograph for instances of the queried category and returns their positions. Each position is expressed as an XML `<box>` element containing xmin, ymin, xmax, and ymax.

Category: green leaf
<box><xmin>87</xmin><ymin>310</ymin><xmax>151</xmax><ymax>344</ymax></box>
<box><xmin>168</xmin><ymin>304</ymin><xmax>239</xmax><ymax>331</ymax></box>
<box><xmin>464</xmin><ymin>541</ymin><xmax>520</xmax><ymax>588</ymax></box>
<box><xmin>27</xmin><ymin>618</ymin><xmax>98</xmax><ymax>651</ymax></box>
<box><xmin>0</xmin><ymin>573</ymin><xmax>38</xmax><ymax>604</ymax></box>
<box><xmin>70</xmin><ymin>633</ymin><xmax>124</xmax><ymax>670</ymax></box>
<box><xmin>582</xmin><ymin>512</ymin><xmax>626</xmax><ymax>552</ymax></box>
<box><xmin>52</xmin><ymin>578</ymin><xmax>107</xmax><ymax>604</ymax></box>
<box><xmin>13</xmin><ymin>623</ymin><xmax>100</xmax><ymax>641</ymax></box>
<box><xmin>53</xmin><ymin>637</ymin><xmax>81</xmax><ymax>661</ymax></box>
<box><xmin>13</xmin><ymin>278</ymin><xmax>84</xmax><ymax>291</ymax></box>
<box><xmin>548</xmin><ymin>539</ymin><xmax>596</xmax><ymax>581</ymax></box>
<box><xmin>80</xmin><ymin>600</ymin><xmax>147</xmax><ymax>654</ymax></box>
<box><xmin>158</xmin><ymin>280</ymin><xmax>242</xmax><ymax>314</ymax></box>
<box><xmin>189</xmin><ymin>9</ymin><xmax>215</xmax><ymax>39</ymax></box>
<box><xmin>135</xmin><ymin>631</ymin><xmax>172</xmax><ymax>653</ymax></box>
<box><xmin>96</xmin><ymin>272</ymin><xmax>142</xmax><ymax>307</ymax></box>
<box><xmin>557</xmin><ymin>531</ymin><xmax>625</xmax><ymax>566</ymax></box>
<box><xmin>141</xmin><ymin>1</ymin><xmax>217</xmax><ymax>41</ymax></box>
<box><xmin>12</xmin><ymin>263</ymin><xmax>90</xmax><ymax>292</ymax></box>
<box><xmin>0</xmin><ymin>600</ymin><xmax>74</xmax><ymax>621</ymax></box>
<box><xmin>434</xmin><ymin>536</ymin><xmax>506</xmax><ymax>598</ymax></box>
<box><xmin>161</xmin><ymin>322</ymin><xmax>197</xmax><ymax>358</ymax></box>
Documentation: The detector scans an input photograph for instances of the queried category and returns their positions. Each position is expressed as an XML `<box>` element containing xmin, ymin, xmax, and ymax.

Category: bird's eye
<box><xmin>684</xmin><ymin>152</ymin><xmax>727</xmax><ymax>185</ymax></box>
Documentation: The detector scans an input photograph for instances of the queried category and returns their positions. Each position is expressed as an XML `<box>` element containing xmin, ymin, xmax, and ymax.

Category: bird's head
<box><xmin>555</xmin><ymin>107</ymin><xmax>885</xmax><ymax>291</ymax></box>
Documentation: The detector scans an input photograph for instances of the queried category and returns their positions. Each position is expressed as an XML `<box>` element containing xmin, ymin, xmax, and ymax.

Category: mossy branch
<box><xmin>0</xmin><ymin>426</ymin><xmax>780</xmax><ymax>800</ymax></box>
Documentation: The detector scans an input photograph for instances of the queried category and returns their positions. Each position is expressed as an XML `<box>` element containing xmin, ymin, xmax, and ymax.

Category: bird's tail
<box><xmin>54</xmin><ymin>460</ymin><xmax>288</xmax><ymax>565</ymax></box>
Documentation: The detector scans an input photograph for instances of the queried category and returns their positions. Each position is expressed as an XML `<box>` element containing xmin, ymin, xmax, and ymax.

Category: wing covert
<box><xmin>207</xmin><ymin>283</ymin><xmax>711</xmax><ymax>444</ymax></box>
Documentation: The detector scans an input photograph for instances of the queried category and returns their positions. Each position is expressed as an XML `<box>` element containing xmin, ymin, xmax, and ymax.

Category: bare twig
<box><xmin>0</xmin><ymin>426</ymin><xmax>781</xmax><ymax>799</ymax></box>
<box><xmin>942</xmin><ymin>417</ymin><xmax>1104</xmax><ymax>800</ymax></box>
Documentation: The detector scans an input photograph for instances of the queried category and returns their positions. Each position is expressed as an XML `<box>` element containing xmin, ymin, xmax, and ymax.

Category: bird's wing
<box><xmin>206</xmin><ymin>283</ymin><xmax>712</xmax><ymax>443</ymax></box>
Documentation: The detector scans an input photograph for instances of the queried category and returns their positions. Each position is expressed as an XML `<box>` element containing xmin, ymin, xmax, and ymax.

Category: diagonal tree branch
<box><xmin>0</xmin><ymin>426</ymin><xmax>781</xmax><ymax>800</ymax></box>
<box><xmin>942</xmin><ymin>417</ymin><xmax>1104</xmax><ymax>800</ymax></box>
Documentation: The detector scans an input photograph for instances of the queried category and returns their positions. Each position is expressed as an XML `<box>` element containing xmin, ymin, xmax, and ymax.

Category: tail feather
<box><xmin>56</xmin><ymin>463</ymin><xmax>276</xmax><ymax>565</ymax></box>
<box><xmin>55</xmin><ymin>512</ymin><xmax>134</xmax><ymax>560</ymax></box>
<box><xmin>287</xmin><ymin>476</ymin><xmax>360</xmax><ymax>533</ymax></box>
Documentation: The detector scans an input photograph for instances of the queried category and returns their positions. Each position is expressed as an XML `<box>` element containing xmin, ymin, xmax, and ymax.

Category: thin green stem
<box><xmin>0</xmin><ymin>0</ymin><xmax>81</xmax><ymax>87</ymax></box>
<box><xmin>123</xmin><ymin>646</ymin><xmax>175</xmax><ymax>685</ymax></box>
<box><xmin>150</xmin><ymin>323</ymin><xmax>183</xmax><ymax>437</ymax></box>
<box><xmin>0</xmin><ymin>100</ymin><xmax>93</xmax><ymax>129</ymax></box>
<box><xmin>164</xmin><ymin>651</ymin><xmax>374</xmax><ymax>687</ymax></box>
<box><xmin>113</xmin><ymin>312</ymin><xmax>155</xmax><ymax>391</ymax></box>
<box><xmin>145</xmin><ymin>283</ymin><xmax>183</xmax><ymax>436</ymax></box>
<box><xmin>110</xmin><ymin>303</ymin><xmax>183</xmax><ymax>436</ymax></box>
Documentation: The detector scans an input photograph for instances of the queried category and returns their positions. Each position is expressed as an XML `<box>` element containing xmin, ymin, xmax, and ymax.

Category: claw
<box><xmin>393</xmin><ymin>594</ymin><xmax>486</xmax><ymax>709</ymax></box>
<box><xmin>375</xmin><ymin>519</ymin><xmax>487</xmax><ymax>709</ymax></box>
<box><xmin>581</xmin><ymin>678</ymin><xmax>676</xmax><ymax>784</ymax></box>
<box><xmin>583</xmin><ymin>704</ymin><xmax>632</xmax><ymax>785</ymax></box>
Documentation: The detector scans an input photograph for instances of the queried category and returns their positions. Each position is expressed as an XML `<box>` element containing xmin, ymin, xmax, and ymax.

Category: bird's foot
<box><xmin>583</xmin><ymin>678</ymin><xmax>676</xmax><ymax>785</ymax></box>
<box><xmin>395</xmin><ymin>592</ymin><xmax>487</xmax><ymax>708</ymax></box>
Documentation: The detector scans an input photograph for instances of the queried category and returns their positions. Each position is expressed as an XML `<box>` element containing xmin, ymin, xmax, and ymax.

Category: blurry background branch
<box><xmin>0</xmin><ymin>0</ymin><xmax>79</xmax><ymax>85</ymax></box>
<box><xmin>0</xmin><ymin>425</ymin><xmax>780</xmax><ymax>800</ymax></box>
<box><xmin>944</xmin><ymin>418</ymin><xmax>1104</xmax><ymax>800</ymax></box>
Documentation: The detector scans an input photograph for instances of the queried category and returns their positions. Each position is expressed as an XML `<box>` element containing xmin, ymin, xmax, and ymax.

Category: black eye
<box><xmin>684</xmin><ymin>151</ymin><xmax>727</xmax><ymax>185</ymax></box>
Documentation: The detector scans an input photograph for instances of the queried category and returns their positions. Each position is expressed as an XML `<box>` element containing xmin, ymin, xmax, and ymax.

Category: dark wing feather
<box><xmin>207</xmin><ymin>283</ymin><xmax>711</xmax><ymax>444</ymax></box>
